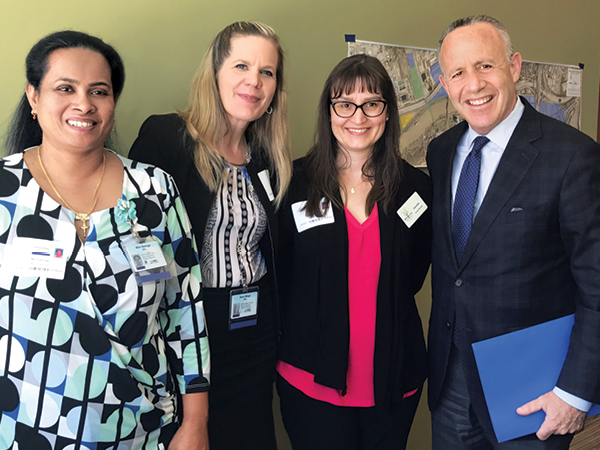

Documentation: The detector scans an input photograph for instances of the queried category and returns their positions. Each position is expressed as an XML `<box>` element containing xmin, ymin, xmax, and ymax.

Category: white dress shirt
<box><xmin>451</xmin><ymin>98</ymin><xmax>524</xmax><ymax>217</ymax></box>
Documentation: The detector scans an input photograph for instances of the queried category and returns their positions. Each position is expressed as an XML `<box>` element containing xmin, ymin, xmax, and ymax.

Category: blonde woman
<box><xmin>129</xmin><ymin>21</ymin><xmax>291</xmax><ymax>450</ymax></box>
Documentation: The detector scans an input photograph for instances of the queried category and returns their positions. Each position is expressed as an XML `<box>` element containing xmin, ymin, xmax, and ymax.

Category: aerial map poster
<box><xmin>348</xmin><ymin>40</ymin><xmax>583</xmax><ymax>167</ymax></box>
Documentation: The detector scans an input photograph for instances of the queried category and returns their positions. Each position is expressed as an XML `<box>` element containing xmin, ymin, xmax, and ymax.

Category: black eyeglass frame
<box><xmin>330</xmin><ymin>100</ymin><xmax>388</xmax><ymax>118</ymax></box>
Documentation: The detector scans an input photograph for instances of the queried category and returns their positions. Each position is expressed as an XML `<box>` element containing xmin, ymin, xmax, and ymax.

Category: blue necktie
<box><xmin>452</xmin><ymin>136</ymin><xmax>489</xmax><ymax>263</ymax></box>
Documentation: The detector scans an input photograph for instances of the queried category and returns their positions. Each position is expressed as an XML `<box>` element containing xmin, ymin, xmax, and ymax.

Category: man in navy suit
<box><xmin>427</xmin><ymin>15</ymin><xmax>600</xmax><ymax>449</ymax></box>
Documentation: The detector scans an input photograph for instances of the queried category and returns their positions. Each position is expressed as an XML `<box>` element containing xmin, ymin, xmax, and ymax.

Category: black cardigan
<box><xmin>278</xmin><ymin>157</ymin><xmax>432</xmax><ymax>410</ymax></box>
<box><xmin>128</xmin><ymin>113</ymin><xmax>280</xmax><ymax>305</ymax></box>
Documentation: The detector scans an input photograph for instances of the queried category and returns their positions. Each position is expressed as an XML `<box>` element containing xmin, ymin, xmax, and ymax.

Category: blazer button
<box><xmin>446</xmin><ymin>322</ymin><xmax>451</xmax><ymax>329</ymax></box>
<box><xmin>455</xmin><ymin>278</ymin><xmax>463</xmax><ymax>287</ymax></box>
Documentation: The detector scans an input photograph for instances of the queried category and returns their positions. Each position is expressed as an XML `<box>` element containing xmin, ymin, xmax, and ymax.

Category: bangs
<box><xmin>330</xmin><ymin>68</ymin><xmax>382</xmax><ymax>99</ymax></box>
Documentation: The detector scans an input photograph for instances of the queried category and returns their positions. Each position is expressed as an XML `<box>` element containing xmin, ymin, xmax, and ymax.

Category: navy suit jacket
<box><xmin>426</xmin><ymin>98</ymin><xmax>600</xmax><ymax>434</ymax></box>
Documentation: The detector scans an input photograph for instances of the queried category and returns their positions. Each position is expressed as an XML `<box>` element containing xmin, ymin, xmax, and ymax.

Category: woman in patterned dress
<box><xmin>1</xmin><ymin>31</ymin><xmax>210</xmax><ymax>450</ymax></box>
<box><xmin>129</xmin><ymin>21</ymin><xmax>291</xmax><ymax>450</ymax></box>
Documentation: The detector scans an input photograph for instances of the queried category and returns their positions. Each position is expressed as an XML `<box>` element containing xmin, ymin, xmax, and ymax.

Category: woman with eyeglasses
<box><xmin>276</xmin><ymin>54</ymin><xmax>432</xmax><ymax>450</ymax></box>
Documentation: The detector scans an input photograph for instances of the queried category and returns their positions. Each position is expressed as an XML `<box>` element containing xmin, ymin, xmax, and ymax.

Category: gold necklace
<box><xmin>37</xmin><ymin>146</ymin><xmax>106</xmax><ymax>238</ymax></box>
<box><xmin>346</xmin><ymin>176</ymin><xmax>366</xmax><ymax>194</ymax></box>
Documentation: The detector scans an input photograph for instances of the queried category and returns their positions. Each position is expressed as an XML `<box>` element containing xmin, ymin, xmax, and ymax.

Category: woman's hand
<box><xmin>168</xmin><ymin>419</ymin><xmax>209</xmax><ymax>450</ymax></box>
<box><xmin>168</xmin><ymin>392</ymin><xmax>209</xmax><ymax>450</ymax></box>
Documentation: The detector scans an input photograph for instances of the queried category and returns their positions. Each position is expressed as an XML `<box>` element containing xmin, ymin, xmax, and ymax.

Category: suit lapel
<box><xmin>459</xmin><ymin>101</ymin><xmax>542</xmax><ymax>268</ymax></box>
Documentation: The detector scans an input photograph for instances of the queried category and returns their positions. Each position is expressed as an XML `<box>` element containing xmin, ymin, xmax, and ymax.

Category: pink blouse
<box><xmin>277</xmin><ymin>204</ymin><xmax>381</xmax><ymax>407</ymax></box>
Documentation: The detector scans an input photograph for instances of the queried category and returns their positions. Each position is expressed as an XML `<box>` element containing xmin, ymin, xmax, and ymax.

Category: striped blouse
<box><xmin>200</xmin><ymin>164</ymin><xmax>267</xmax><ymax>288</ymax></box>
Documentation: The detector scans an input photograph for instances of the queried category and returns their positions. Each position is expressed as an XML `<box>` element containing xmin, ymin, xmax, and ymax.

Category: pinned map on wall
<box><xmin>348</xmin><ymin>40</ymin><xmax>583</xmax><ymax>167</ymax></box>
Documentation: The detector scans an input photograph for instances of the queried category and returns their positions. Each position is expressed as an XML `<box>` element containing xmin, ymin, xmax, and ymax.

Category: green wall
<box><xmin>2</xmin><ymin>1</ymin><xmax>599</xmax><ymax>448</ymax></box>
<box><xmin>2</xmin><ymin>0</ymin><xmax>599</xmax><ymax>157</ymax></box>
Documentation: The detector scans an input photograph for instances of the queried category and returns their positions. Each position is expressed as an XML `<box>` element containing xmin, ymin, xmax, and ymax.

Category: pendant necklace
<box><xmin>37</xmin><ymin>146</ymin><xmax>106</xmax><ymax>238</ymax></box>
<box><xmin>349</xmin><ymin>178</ymin><xmax>365</xmax><ymax>194</ymax></box>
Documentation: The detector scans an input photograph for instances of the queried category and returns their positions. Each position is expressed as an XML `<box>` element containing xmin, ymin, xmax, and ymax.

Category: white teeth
<box><xmin>348</xmin><ymin>128</ymin><xmax>368</xmax><ymax>133</ymax></box>
<box><xmin>67</xmin><ymin>120</ymin><xmax>93</xmax><ymax>127</ymax></box>
<box><xmin>468</xmin><ymin>97</ymin><xmax>492</xmax><ymax>106</ymax></box>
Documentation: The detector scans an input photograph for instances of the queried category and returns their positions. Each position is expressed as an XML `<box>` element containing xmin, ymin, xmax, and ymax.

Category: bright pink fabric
<box><xmin>277</xmin><ymin>204</ymin><xmax>381</xmax><ymax>407</ymax></box>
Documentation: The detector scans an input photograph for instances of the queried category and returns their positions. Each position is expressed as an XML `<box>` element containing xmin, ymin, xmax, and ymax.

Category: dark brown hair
<box><xmin>304</xmin><ymin>54</ymin><xmax>403</xmax><ymax>217</ymax></box>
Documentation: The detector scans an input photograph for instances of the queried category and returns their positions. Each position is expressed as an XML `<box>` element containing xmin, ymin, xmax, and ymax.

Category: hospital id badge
<box><xmin>229</xmin><ymin>286</ymin><xmax>259</xmax><ymax>330</ymax></box>
<box><xmin>123</xmin><ymin>235</ymin><xmax>172</xmax><ymax>285</ymax></box>
<box><xmin>0</xmin><ymin>237</ymin><xmax>68</xmax><ymax>280</ymax></box>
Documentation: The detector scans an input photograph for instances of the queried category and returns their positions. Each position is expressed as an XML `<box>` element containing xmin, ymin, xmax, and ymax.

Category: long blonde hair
<box><xmin>179</xmin><ymin>21</ymin><xmax>291</xmax><ymax>206</ymax></box>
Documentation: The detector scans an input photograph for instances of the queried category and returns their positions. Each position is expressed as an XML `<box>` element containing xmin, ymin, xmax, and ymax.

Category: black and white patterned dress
<box><xmin>0</xmin><ymin>151</ymin><xmax>210</xmax><ymax>450</ymax></box>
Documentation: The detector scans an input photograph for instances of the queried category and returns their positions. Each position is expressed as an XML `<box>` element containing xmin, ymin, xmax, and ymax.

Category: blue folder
<box><xmin>472</xmin><ymin>314</ymin><xmax>600</xmax><ymax>443</ymax></box>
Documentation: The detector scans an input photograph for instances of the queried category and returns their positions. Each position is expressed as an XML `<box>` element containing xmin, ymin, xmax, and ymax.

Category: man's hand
<box><xmin>516</xmin><ymin>391</ymin><xmax>585</xmax><ymax>440</ymax></box>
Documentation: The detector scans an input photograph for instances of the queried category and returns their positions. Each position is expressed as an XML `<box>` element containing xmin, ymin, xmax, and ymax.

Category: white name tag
<box><xmin>124</xmin><ymin>240</ymin><xmax>167</xmax><ymax>272</ymax></box>
<box><xmin>1</xmin><ymin>237</ymin><xmax>68</xmax><ymax>280</ymax></box>
<box><xmin>231</xmin><ymin>290</ymin><xmax>258</xmax><ymax>320</ymax></box>
<box><xmin>291</xmin><ymin>199</ymin><xmax>334</xmax><ymax>233</ymax></box>
<box><xmin>397</xmin><ymin>192</ymin><xmax>428</xmax><ymax>228</ymax></box>
<box><xmin>258</xmin><ymin>170</ymin><xmax>275</xmax><ymax>202</ymax></box>
<box><xmin>229</xmin><ymin>286</ymin><xmax>259</xmax><ymax>330</ymax></box>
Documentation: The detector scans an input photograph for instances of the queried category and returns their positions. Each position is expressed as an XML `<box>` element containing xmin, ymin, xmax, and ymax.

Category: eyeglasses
<box><xmin>331</xmin><ymin>100</ymin><xmax>387</xmax><ymax>118</ymax></box>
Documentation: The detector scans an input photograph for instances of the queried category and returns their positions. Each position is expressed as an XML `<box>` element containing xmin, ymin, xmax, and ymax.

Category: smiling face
<box><xmin>330</xmin><ymin>83</ymin><xmax>388</xmax><ymax>157</ymax></box>
<box><xmin>26</xmin><ymin>47</ymin><xmax>115</xmax><ymax>154</ymax></box>
<box><xmin>216</xmin><ymin>35</ymin><xmax>278</xmax><ymax>132</ymax></box>
<box><xmin>439</xmin><ymin>22</ymin><xmax>522</xmax><ymax>135</ymax></box>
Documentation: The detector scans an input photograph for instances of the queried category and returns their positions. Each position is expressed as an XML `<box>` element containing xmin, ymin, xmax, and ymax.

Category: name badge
<box><xmin>229</xmin><ymin>286</ymin><xmax>259</xmax><ymax>330</ymax></box>
<box><xmin>1</xmin><ymin>237</ymin><xmax>68</xmax><ymax>280</ymax></box>
<box><xmin>258</xmin><ymin>170</ymin><xmax>275</xmax><ymax>202</ymax></box>
<box><xmin>397</xmin><ymin>192</ymin><xmax>428</xmax><ymax>228</ymax></box>
<box><xmin>123</xmin><ymin>235</ymin><xmax>172</xmax><ymax>284</ymax></box>
<box><xmin>291</xmin><ymin>199</ymin><xmax>334</xmax><ymax>233</ymax></box>
<box><xmin>125</xmin><ymin>240</ymin><xmax>167</xmax><ymax>271</ymax></box>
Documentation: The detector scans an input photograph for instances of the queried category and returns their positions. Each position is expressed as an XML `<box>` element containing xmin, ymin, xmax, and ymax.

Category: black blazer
<box><xmin>278</xmin><ymin>157</ymin><xmax>432</xmax><ymax>410</ymax></box>
<box><xmin>426</xmin><ymin>99</ymin><xmax>600</xmax><ymax>434</ymax></box>
<box><xmin>128</xmin><ymin>114</ymin><xmax>280</xmax><ymax>299</ymax></box>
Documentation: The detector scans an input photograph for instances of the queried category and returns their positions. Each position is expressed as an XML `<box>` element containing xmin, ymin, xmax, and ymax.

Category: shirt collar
<box><xmin>465</xmin><ymin>97</ymin><xmax>525</xmax><ymax>150</ymax></box>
